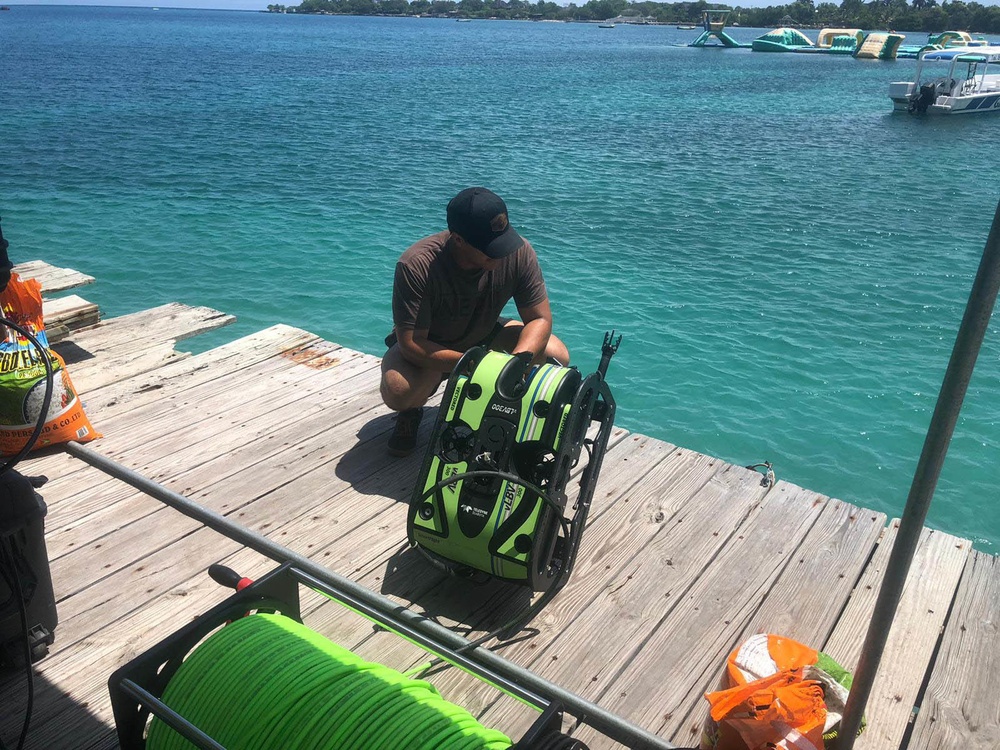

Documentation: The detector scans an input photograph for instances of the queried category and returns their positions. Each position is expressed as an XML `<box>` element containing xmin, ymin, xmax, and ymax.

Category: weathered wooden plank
<box><xmin>672</xmin><ymin>498</ymin><xmax>888</xmax><ymax>741</ymax></box>
<box><xmin>823</xmin><ymin>522</ymin><xmax>970</xmax><ymax>750</ymax></box>
<box><xmin>39</xmin><ymin>382</ymin><xmax>378</xmax><ymax>559</ymax></box>
<box><xmin>741</xmin><ymin>500</ymin><xmax>887</xmax><ymax>645</ymax></box>
<box><xmin>82</xmin><ymin>324</ymin><xmax>322</xmax><ymax>419</ymax></box>
<box><xmin>306</xmin><ymin>436</ymin><xmax>693</xmax><ymax>671</ymax></box>
<box><xmin>70</xmin><ymin>342</ymin><xmax>191</xmax><ymax>392</ymax></box>
<box><xmin>14</xmin><ymin>343</ymin><xmax>357</xmax><ymax>568</ymax></box>
<box><xmin>45</xmin><ymin>381</ymin><xmax>386</xmax><ymax>567</ymax></box>
<box><xmin>908</xmin><ymin>550</ymin><xmax>1000</xmax><ymax>749</ymax></box>
<box><xmin>14</xmin><ymin>326</ymin><xmax>324</xmax><ymax>485</ymax></box>
<box><xmin>50</xmin><ymin>370</ymin><xmax>388</xmax><ymax>591</ymax></box>
<box><xmin>50</xmin><ymin>304</ymin><xmax>236</xmax><ymax>392</ymax></box>
<box><xmin>12</xmin><ymin>260</ymin><xmax>95</xmax><ymax>293</ymax></box>
<box><xmin>476</xmin><ymin>465</ymin><xmax>777</xmax><ymax>745</ymax></box>
<box><xmin>35</xmin><ymin>338</ymin><xmax>359</xmax><ymax>499</ymax></box>
<box><xmin>33</xmin><ymin>352</ymin><xmax>352</xmax><ymax>530</ymax></box>
<box><xmin>88</xmin><ymin>347</ymin><xmax>375</xmax><ymax>463</ymax></box>
<box><xmin>47</xmin><ymin>365</ymin><xmax>401</xmax><ymax>630</ymax></box>
<box><xmin>569</xmin><ymin>483</ymin><xmax>828</xmax><ymax>748</ymax></box>
<box><xmin>42</xmin><ymin>293</ymin><xmax>100</xmax><ymax>332</ymax></box>
<box><xmin>54</xmin><ymin>303</ymin><xmax>235</xmax><ymax>363</ymax></box>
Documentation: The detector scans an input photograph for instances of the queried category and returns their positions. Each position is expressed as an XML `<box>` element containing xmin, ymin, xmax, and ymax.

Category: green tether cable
<box><xmin>145</xmin><ymin>613</ymin><xmax>514</xmax><ymax>750</ymax></box>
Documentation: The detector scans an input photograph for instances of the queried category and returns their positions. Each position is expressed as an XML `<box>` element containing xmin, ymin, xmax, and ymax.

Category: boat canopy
<box><xmin>921</xmin><ymin>45</ymin><xmax>1000</xmax><ymax>63</ymax></box>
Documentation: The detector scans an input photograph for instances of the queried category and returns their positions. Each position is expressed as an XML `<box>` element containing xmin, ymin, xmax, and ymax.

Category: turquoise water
<box><xmin>3</xmin><ymin>6</ymin><xmax>1000</xmax><ymax>549</ymax></box>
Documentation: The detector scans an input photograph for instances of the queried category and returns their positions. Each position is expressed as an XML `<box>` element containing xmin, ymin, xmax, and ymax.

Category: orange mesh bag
<box><xmin>700</xmin><ymin>633</ymin><xmax>861</xmax><ymax>750</ymax></box>
<box><xmin>0</xmin><ymin>273</ymin><xmax>100</xmax><ymax>454</ymax></box>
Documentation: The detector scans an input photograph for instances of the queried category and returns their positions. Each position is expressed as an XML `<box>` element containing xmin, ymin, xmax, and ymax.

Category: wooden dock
<box><xmin>1</xmin><ymin>263</ymin><xmax>997</xmax><ymax>749</ymax></box>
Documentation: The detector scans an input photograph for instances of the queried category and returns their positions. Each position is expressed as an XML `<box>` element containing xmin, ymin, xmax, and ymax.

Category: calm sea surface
<box><xmin>3</xmin><ymin>6</ymin><xmax>1000</xmax><ymax>549</ymax></box>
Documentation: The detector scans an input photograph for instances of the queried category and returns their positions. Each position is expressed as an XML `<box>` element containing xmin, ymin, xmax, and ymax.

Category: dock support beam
<box><xmin>838</xmin><ymin>197</ymin><xmax>1000</xmax><ymax>747</ymax></box>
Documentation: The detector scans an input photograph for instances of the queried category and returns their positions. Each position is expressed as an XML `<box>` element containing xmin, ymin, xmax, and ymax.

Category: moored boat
<box><xmin>889</xmin><ymin>45</ymin><xmax>1000</xmax><ymax>114</ymax></box>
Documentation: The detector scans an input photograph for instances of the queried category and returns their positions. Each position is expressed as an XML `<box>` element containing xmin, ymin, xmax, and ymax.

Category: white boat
<box><xmin>889</xmin><ymin>46</ymin><xmax>1000</xmax><ymax>114</ymax></box>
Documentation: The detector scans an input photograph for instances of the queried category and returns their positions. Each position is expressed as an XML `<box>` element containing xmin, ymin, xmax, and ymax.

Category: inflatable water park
<box><xmin>685</xmin><ymin>9</ymin><xmax>997</xmax><ymax>62</ymax></box>
<box><xmin>748</xmin><ymin>27</ymin><xmax>903</xmax><ymax>58</ymax></box>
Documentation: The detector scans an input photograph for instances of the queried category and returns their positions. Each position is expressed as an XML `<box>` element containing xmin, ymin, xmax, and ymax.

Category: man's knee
<box><xmin>380</xmin><ymin>349</ymin><xmax>440</xmax><ymax>412</ymax></box>
<box><xmin>546</xmin><ymin>335</ymin><xmax>570</xmax><ymax>366</ymax></box>
<box><xmin>380</xmin><ymin>373</ymin><xmax>407</xmax><ymax>412</ymax></box>
<box><xmin>381</xmin><ymin>367</ymin><xmax>420</xmax><ymax>412</ymax></box>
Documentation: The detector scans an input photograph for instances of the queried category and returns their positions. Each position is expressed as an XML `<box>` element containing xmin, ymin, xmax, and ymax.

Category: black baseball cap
<box><xmin>446</xmin><ymin>187</ymin><xmax>524</xmax><ymax>259</ymax></box>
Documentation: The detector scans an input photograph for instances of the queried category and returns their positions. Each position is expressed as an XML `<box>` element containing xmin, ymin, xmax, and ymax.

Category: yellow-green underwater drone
<box><xmin>407</xmin><ymin>332</ymin><xmax>620</xmax><ymax>592</ymax></box>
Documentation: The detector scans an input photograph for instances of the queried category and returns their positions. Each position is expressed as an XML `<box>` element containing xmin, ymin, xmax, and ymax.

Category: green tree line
<box><xmin>285</xmin><ymin>0</ymin><xmax>1000</xmax><ymax>33</ymax></box>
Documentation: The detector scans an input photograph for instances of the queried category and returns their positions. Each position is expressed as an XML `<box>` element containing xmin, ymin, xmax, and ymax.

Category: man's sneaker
<box><xmin>387</xmin><ymin>407</ymin><xmax>423</xmax><ymax>457</ymax></box>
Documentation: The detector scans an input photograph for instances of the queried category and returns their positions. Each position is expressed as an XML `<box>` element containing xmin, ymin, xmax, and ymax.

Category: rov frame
<box><xmin>407</xmin><ymin>333</ymin><xmax>620</xmax><ymax>592</ymax></box>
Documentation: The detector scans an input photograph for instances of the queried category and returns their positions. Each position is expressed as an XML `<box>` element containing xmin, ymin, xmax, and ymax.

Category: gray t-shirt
<box><xmin>391</xmin><ymin>231</ymin><xmax>548</xmax><ymax>351</ymax></box>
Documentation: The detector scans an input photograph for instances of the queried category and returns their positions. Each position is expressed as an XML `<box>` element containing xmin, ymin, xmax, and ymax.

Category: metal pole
<box><xmin>838</xmin><ymin>197</ymin><xmax>1000</xmax><ymax>748</ymax></box>
<box><xmin>64</xmin><ymin>440</ymin><xmax>677</xmax><ymax>750</ymax></box>
<box><xmin>120</xmin><ymin>680</ymin><xmax>226</xmax><ymax>750</ymax></box>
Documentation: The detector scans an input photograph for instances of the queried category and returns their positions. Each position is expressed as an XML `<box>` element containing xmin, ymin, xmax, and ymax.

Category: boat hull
<box><xmin>891</xmin><ymin>91</ymin><xmax>1000</xmax><ymax>114</ymax></box>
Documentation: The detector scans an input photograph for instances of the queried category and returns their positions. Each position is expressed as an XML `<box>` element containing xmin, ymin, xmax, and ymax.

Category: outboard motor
<box><xmin>911</xmin><ymin>83</ymin><xmax>938</xmax><ymax>114</ymax></box>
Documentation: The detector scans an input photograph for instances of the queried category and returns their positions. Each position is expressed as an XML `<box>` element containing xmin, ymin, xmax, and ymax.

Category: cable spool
<box><xmin>145</xmin><ymin>613</ymin><xmax>513</xmax><ymax>750</ymax></box>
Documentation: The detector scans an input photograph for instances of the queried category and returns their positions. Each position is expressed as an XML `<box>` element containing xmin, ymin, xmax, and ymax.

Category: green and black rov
<box><xmin>407</xmin><ymin>331</ymin><xmax>620</xmax><ymax>593</ymax></box>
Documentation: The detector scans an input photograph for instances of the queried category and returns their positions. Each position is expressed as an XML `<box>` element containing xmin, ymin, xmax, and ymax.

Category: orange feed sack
<box><xmin>701</xmin><ymin>633</ymin><xmax>859</xmax><ymax>750</ymax></box>
<box><xmin>0</xmin><ymin>273</ymin><xmax>100</xmax><ymax>454</ymax></box>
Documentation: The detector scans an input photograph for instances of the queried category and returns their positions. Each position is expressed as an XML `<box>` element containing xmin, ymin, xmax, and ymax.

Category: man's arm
<box><xmin>396</xmin><ymin>328</ymin><xmax>464</xmax><ymax>373</ymax></box>
<box><xmin>513</xmin><ymin>298</ymin><xmax>553</xmax><ymax>363</ymax></box>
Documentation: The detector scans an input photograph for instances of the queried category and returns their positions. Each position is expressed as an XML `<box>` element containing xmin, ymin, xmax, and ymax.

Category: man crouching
<box><xmin>380</xmin><ymin>187</ymin><xmax>569</xmax><ymax>456</ymax></box>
